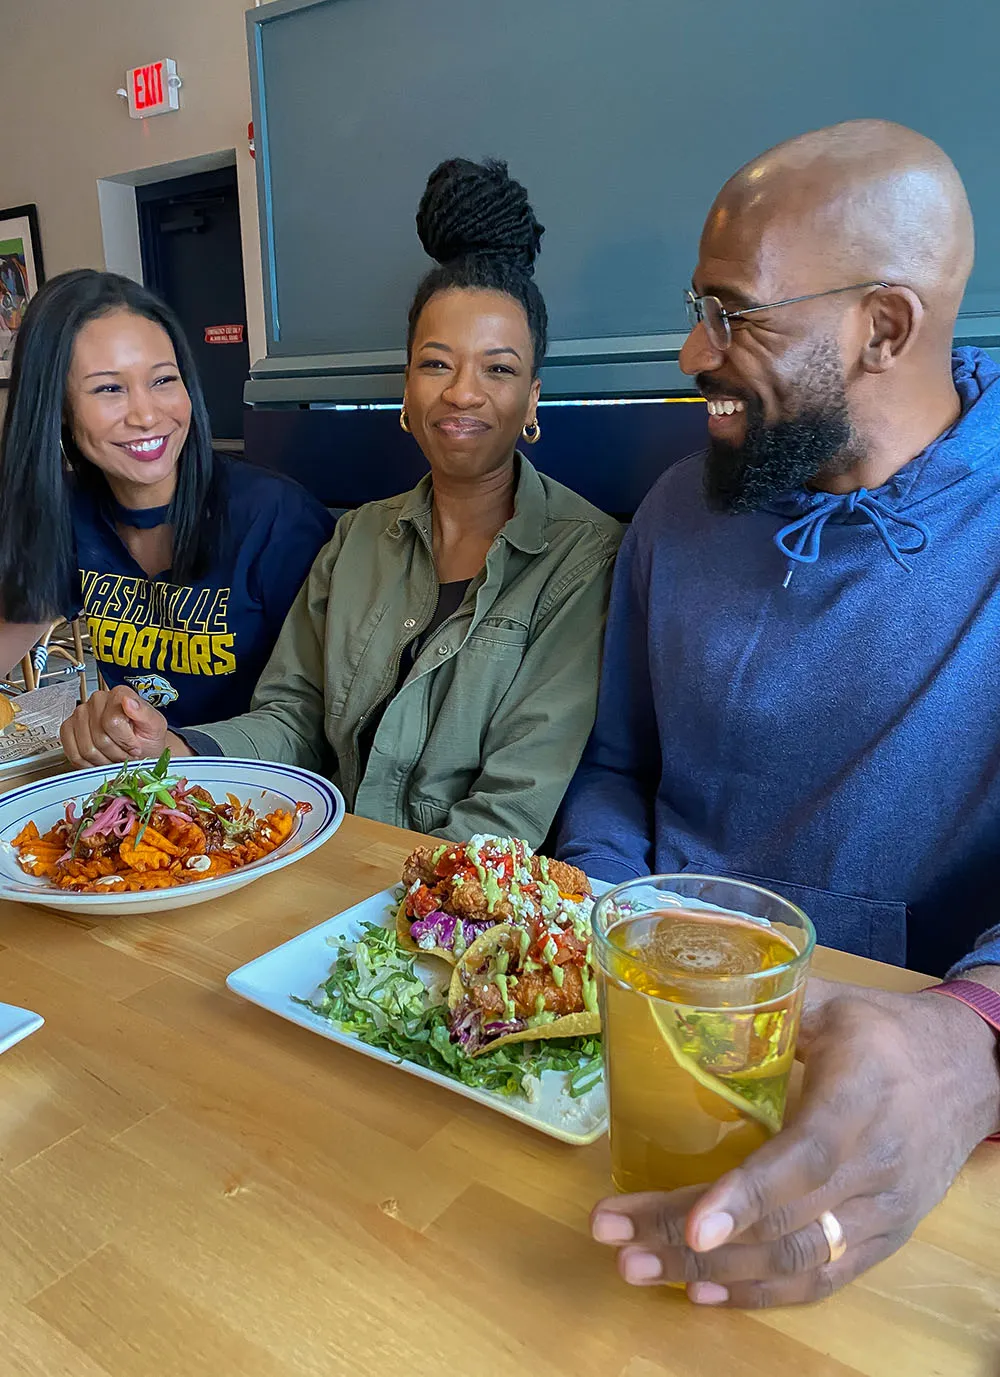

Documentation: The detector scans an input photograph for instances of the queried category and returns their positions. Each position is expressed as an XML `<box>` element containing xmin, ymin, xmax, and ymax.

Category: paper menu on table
<box><xmin>0</xmin><ymin>679</ymin><xmax>79</xmax><ymax>771</ymax></box>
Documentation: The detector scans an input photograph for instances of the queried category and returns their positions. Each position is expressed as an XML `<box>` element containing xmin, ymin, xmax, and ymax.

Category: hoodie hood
<box><xmin>767</xmin><ymin>347</ymin><xmax>1000</xmax><ymax>583</ymax></box>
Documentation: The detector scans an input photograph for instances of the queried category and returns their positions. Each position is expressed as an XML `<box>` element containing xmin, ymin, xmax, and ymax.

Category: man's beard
<box><xmin>703</xmin><ymin>340</ymin><xmax>860</xmax><ymax>514</ymax></box>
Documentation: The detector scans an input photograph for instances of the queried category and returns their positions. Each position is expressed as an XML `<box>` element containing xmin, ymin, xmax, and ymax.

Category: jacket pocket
<box><xmin>411</xmin><ymin>796</ymin><xmax>451</xmax><ymax>835</ymax></box>
<box><xmin>463</xmin><ymin>618</ymin><xmax>530</xmax><ymax>653</ymax></box>
<box><xmin>680</xmin><ymin>864</ymin><xmax>908</xmax><ymax>966</ymax></box>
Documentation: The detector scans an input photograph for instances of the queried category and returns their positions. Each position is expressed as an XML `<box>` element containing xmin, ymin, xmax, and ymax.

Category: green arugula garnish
<box><xmin>71</xmin><ymin>749</ymin><xmax>178</xmax><ymax>855</ymax></box>
<box><xmin>293</xmin><ymin>921</ymin><xmax>603</xmax><ymax>1100</ymax></box>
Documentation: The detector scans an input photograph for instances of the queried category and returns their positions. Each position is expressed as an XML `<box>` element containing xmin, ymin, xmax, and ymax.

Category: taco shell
<box><xmin>395</xmin><ymin>898</ymin><xmax>458</xmax><ymax>965</ymax></box>
<box><xmin>448</xmin><ymin>924</ymin><xmax>601</xmax><ymax>1054</ymax></box>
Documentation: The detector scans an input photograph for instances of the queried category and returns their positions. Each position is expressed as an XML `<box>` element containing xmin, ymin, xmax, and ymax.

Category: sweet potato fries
<box><xmin>11</xmin><ymin>752</ymin><xmax>309</xmax><ymax>894</ymax></box>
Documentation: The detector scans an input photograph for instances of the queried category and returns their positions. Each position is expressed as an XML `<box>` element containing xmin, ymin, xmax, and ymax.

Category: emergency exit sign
<box><xmin>126</xmin><ymin>59</ymin><xmax>180</xmax><ymax>119</ymax></box>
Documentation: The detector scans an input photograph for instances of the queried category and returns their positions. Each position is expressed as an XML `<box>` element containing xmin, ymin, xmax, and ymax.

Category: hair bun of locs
<box><xmin>415</xmin><ymin>158</ymin><xmax>544</xmax><ymax>276</ymax></box>
<box><xmin>406</xmin><ymin>157</ymin><xmax>549</xmax><ymax>370</ymax></box>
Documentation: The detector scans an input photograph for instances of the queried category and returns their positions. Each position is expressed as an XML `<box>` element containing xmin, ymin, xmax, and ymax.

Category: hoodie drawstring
<box><xmin>774</xmin><ymin>489</ymin><xmax>931</xmax><ymax>588</ymax></box>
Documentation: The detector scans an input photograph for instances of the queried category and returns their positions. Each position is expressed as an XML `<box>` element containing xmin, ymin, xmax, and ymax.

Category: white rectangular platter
<box><xmin>226</xmin><ymin>886</ymin><xmax>609</xmax><ymax>1146</ymax></box>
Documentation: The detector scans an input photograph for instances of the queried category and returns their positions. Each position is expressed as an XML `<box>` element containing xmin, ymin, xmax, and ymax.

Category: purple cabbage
<box><xmin>449</xmin><ymin>999</ymin><xmax>527</xmax><ymax>1052</ymax></box>
<box><xmin>461</xmin><ymin>918</ymin><xmax>498</xmax><ymax>947</ymax></box>
<box><xmin>450</xmin><ymin>1001</ymin><xmax>482</xmax><ymax>1051</ymax></box>
<box><xmin>410</xmin><ymin>910</ymin><xmax>459</xmax><ymax>951</ymax></box>
<box><xmin>483</xmin><ymin>1019</ymin><xmax>526</xmax><ymax>1038</ymax></box>
<box><xmin>409</xmin><ymin>910</ymin><xmax>496</xmax><ymax>954</ymax></box>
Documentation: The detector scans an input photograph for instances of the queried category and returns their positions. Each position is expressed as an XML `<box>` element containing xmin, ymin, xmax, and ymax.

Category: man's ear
<box><xmin>859</xmin><ymin>286</ymin><xmax>924</xmax><ymax>374</ymax></box>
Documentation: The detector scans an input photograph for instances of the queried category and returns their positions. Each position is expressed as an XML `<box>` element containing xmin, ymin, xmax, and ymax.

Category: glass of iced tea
<box><xmin>593</xmin><ymin>875</ymin><xmax>815</xmax><ymax>1194</ymax></box>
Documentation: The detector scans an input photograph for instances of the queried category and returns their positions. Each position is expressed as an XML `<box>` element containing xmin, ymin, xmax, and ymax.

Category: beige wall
<box><xmin>4</xmin><ymin>0</ymin><xmax>274</xmax><ymax>361</ymax></box>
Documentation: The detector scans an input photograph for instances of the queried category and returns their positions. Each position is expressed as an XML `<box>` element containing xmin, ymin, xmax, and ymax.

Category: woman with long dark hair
<box><xmin>63</xmin><ymin>161</ymin><xmax>621</xmax><ymax>847</ymax></box>
<box><xmin>0</xmin><ymin>270</ymin><xmax>333</xmax><ymax>723</ymax></box>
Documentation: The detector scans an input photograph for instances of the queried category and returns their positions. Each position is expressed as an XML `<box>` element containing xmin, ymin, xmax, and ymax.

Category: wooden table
<box><xmin>0</xmin><ymin>812</ymin><xmax>997</xmax><ymax>1377</ymax></box>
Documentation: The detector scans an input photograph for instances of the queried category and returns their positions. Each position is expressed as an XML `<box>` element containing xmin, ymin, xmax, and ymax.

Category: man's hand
<box><xmin>591</xmin><ymin>977</ymin><xmax>1000</xmax><ymax>1307</ymax></box>
<box><xmin>60</xmin><ymin>686</ymin><xmax>191</xmax><ymax>767</ymax></box>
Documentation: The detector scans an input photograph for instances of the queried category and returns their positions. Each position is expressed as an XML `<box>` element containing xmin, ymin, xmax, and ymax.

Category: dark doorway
<box><xmin>137</xmin><ymin>164</ymin><xmax>250</xmax><ymax>445</ymax></box>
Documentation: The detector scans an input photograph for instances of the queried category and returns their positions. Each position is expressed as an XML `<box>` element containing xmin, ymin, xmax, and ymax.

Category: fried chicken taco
<box><xmin>447</xmin><ymin>912</ymin><xmax>601</xmax><ymax>1055</ymax></box>
<box><xmin>396</xmin><ymin>834</ymin><xmax>591</xmax><ymax>964</ymax></box>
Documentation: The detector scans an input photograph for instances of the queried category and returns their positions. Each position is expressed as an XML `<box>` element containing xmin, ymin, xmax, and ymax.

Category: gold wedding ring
<box><xmin>818</xmin><ymin>1209</ymin><xmax>847</xmax><ymax>1264</ymax></box>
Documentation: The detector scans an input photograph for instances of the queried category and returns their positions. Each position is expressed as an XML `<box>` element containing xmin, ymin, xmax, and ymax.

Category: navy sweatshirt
<box><xmin>558</xmin><ymin>348</ymin><xmax>1000</xmax><ymax>976</ymax></box>
<box><xmin>73</xmin><ymin>456</ymin><xmax>334</xmax><ymax>729</ymax></box>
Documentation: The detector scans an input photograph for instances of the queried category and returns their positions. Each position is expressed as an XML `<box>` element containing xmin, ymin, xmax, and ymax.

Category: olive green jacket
<box><xmin>195</xmin><ymin>456</ymin><xmax>621</xmax><ymax>846</ymax></box>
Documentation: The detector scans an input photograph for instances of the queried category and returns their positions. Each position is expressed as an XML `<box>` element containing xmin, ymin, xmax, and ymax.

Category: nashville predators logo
<box><xmin>125</xmin><ymin>673</ymin><xmax>180</xmax><ymax>709</ymax></box>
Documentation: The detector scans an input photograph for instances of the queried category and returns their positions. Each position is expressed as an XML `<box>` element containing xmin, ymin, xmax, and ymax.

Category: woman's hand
<box><xmin>591</xmin><ymin>977</ymin><xmax>1000</xmax><ymax>1307</ymax></box>
<box><xmin>60</xmin><ymin>685</ymin><xmax>191</xmax><ymax>767</ymax></box>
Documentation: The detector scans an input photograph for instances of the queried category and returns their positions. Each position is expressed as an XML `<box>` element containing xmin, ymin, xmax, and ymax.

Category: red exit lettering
<box><xmin>133</xmin><ymin>62</ymin><xmax>164</xmax><ymax>110</ymax></box>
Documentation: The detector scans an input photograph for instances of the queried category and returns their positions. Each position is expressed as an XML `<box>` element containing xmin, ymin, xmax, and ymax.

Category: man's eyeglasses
<box><xmin>684</xmin><ymin>281</ymin><xmax>891</xmax><ymax>352</ymax></box>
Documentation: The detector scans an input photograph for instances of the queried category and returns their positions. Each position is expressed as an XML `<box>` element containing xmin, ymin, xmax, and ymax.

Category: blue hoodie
<box><xmin>558</xmin><ymin>348</ymin><xmax>1000</xmax><ymax>976</ymax></box>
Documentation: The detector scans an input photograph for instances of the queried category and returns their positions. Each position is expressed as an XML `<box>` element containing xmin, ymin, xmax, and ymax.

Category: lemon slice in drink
<box><xmin>648</xmin><ymin>1001</ymin><xmax>787</xmax><ymax>1136</ymax></box>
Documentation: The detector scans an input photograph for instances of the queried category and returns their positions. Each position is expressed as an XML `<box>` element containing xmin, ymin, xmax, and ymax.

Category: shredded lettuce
<box><xmin>293</xmin><ymin>921</ymin><xmax>602</xmax><ymax>1100</ymax></box>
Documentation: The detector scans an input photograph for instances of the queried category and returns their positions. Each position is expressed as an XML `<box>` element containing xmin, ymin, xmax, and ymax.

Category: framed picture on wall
<box><xmin>0</xmin><ymin>204</ymin><xmax>44</xmax><ymax>384</ymax></box>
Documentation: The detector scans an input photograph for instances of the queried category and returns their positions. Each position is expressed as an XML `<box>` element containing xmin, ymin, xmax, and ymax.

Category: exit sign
<box><xmin>126</xmin><ymin>59</ymin><xmax>180</xmax><ymax>119</ymax></box>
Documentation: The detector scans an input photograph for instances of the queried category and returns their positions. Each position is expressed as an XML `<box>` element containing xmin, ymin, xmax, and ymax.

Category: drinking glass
<box><xmin>592</xmin><ymin>875</ymin><xmax>815</xmax><ymax>1192</ymax></box>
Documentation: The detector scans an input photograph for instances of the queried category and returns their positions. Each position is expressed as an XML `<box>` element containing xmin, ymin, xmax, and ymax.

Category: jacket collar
<box><xmin>387</xmin><ymin>453</ymin><xmax>549</xmax><ymax>555</ymax></box>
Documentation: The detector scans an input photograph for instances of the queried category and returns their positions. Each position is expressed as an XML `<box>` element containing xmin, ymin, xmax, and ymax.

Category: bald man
<box><xmin>558</xmin><ymin>121</ymin><xmax>1000</xmax><ymax>1302</ymax></box>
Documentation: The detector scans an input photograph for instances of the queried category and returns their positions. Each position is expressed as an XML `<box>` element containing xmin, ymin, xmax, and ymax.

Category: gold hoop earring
<box><xmin>399</xmin><ymin>407</ymin><xmax>411</xmax><ymax>434</ymax></box>
<box><xmin>522</xmin><ymin>417</ymin><xmax>541</xmax><ymax>444</ymax></box>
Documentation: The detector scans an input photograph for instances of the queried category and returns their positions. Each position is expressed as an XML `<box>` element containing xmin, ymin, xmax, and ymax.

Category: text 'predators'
<box><xmin>81</xmin><ymin>569</ymin><xmax>237</xmax><ymax>677</ymax></box>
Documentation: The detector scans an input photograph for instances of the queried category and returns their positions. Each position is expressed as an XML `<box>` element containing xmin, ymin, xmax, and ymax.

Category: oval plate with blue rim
<box><xmin>0</xmin><ymin>757</ymin><xmax>344</xmax><ymax>916</ymax></box>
